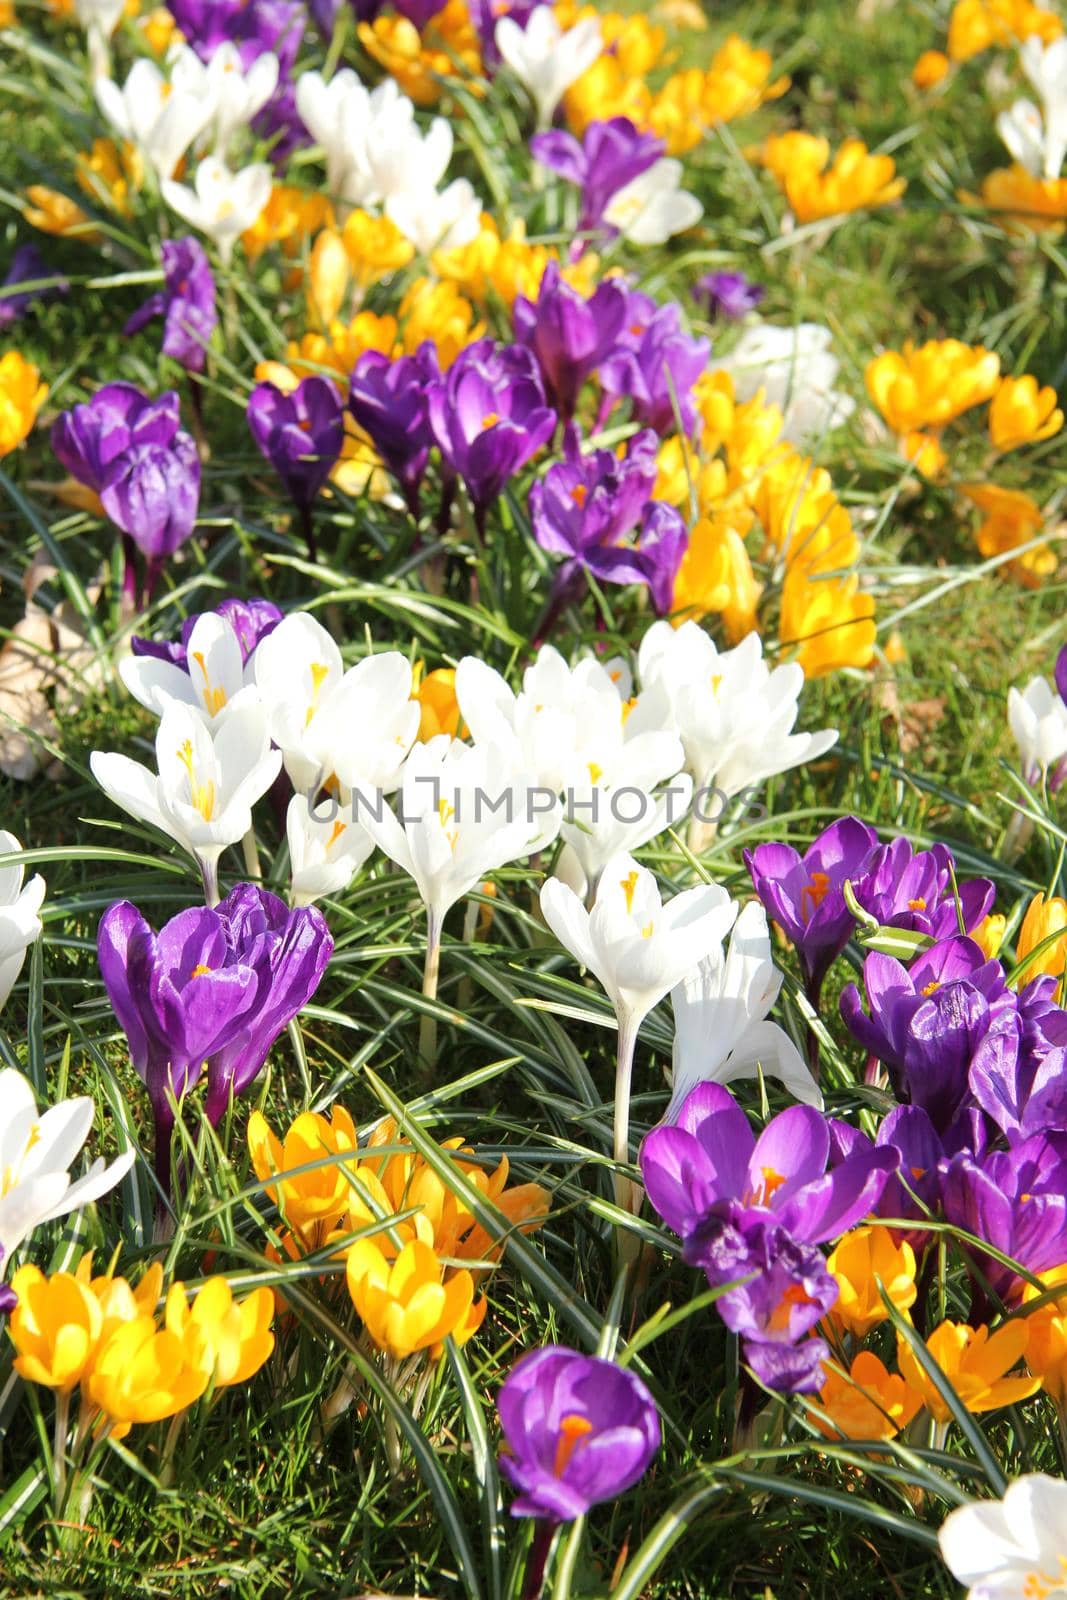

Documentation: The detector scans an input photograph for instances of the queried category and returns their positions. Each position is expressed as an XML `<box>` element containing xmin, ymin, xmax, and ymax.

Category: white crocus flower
<box><xmin>161</xmin><ymin>158</ymin><xmax>273</xmax><ymax>264</ymax></box>
<box><xmin>286</xmin><ymin>793</ymin><xmax>374</xmax><ymax>908</ymax></box>
<box><xmin>667</xmin><ymin>900</ymin><xmax>819</xmax><ymax>1122</ymax></box>
<box><xmin>357</xmin><ymin>736</ymin><xmax>560</xmax><ymax>1063</ymax></box>
<box><xmin>541</xmin><ymin>853</ymin><xmax>735</xmax><ymax>1224</ymax></box>
<box><xmin>254</xmin><ymin>612</ymin><xmax>420</xmax><ymax>796</ymax></box>
<box><xmin>1008</xmin><ymin>676</ymin><xmax>1067</xmax><ymax>788</ymax></box>
<box><xmin>205</xmin><ymin>44</ymin><xmax>280</xmax><ymax>159</ymax></box>
<box><xmin>603</xmin><ymin>159</ymin><xmax>703</xmax><ymax>245</ymax></box>
<box><xmin>387</xmin><ymin>177</ymin><xmax>482</xmax><ymax>255</ymax></box>
<box><xmin>0</xmin><ymin>1068</ymin><xmax>135</xmax><ymax>1271</ymax></box>
<box><xmin>712</xmin><ymin>322</ymin><xmax>856</xmax><ymax>445</ymax></box>
<box><xmin>295</xmin><ymin>68</ymin><xmax>371</xmax><ymax>199</ymax></box>
<box><xmin>996</xmin><ymin>99</ymin><xmax>1047</xmax><ymax>176</ymax></box>
<box><xmin>495</xmin><ymin>9</ymin><xmax>603</xmax><ymax>129</ymax></box>
<box><xmin>357</xmin><ymin>736</ymin><xmax>559</xmax><ymax>944</ymax></box>
<box><xmin>0</xmin><ymin>833</ymin><xmax>45</xmax><ymax>1013</ymax></box>
<box><xmin>1021</xmin><ymin>35</ymin><xmax>1067</xmax><ymax>176</ymax></box>
<box><xmin>120</xmin><ymin>612</ymin><xmax>252</xmax><ymax>727</ymax></box>
<box><xmin>457</xmin><ymin>646</ymin><xmax>687</xmax><ymax>892</ymax></box>
<box><xmin>95</xmin><ymin>50</ymin><xmax>218</xmax><ymax>181</ymax></box>
<box><xmin>74</xmin><ymin>0</ymin><xmax>127</xmax><ymax>77</ymax></box>
<box><xmin>357</xmin><ymin>91</ymin><xmax>452</xmax><ymax>205</ymax></box>
<box><xmin>938</xmin><ymin>1474</ymin><xmax>1067</xmax><ymax>1600</ymax></box>
<box><xmin>631</xmin><ymin>621</ymin><xmax>839</xmax><ymax>803</ymax></box>
<box><xmin>90</xmin><ymin>697</ymin><xmax>281</xmax><ymax>903</ymax></box>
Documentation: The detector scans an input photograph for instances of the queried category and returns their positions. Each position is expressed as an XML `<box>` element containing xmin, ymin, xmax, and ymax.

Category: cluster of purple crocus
<box><xmin>98</xmin><ymin>884</ymin><xmax>332</xmax><ymax>1200</ymax></box>
<box><xmin>51</xmin><ymin>382</ymin><xmax>201</xmax><ymax>609</ymax></box>
<box><xmin>166</xmin><ymin>0</ymin><xmax>310</xmax><ymax>164</ymax></box>
<box><xmin>125</xmin><ymin>238</ymin><xmax>218</xmax><ymax>377</ymax></box>
<box><xmin>641</xmin><ymin>1083</ymin><xmax>897</xmax><ymax>1392</ymax></box>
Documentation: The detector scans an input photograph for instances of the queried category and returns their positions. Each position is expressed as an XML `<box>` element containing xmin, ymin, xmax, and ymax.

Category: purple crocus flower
<box><xmin>868</xmin><ymin>1104</ymin><xmax>948</xmax><ymax>1253</ymax></box>
<box><xmin>512</xmin><ymin>262</ymin><xmax>628</xmax><ymax>417</ymax></box>
<box><xmin>393</xmin><ymin>0</ymin><xmax>445</xmax><ymax>24</ymax></box>
<box><xmin>247</xmin><ymin>376</ymin><xmax>344</xmax><ymax>541</ymax></box>
<box><xmin>168</xmin><ymin>0</ymin><xmax>306</xmax><ymax>71</ymax></box>
<box><xmin>640</xmin><ymin>1082</ymin><xmax>897</xmax><ymax>1256</ymax></box>
<box><xmin>840</xmin><ymin>937</ymin><xmax>1012</xmax><ymax>1133</ymax></box>
<box><xmin>0</xmin><ymin>244</ymin><xmax>67</xmax><ymax>330</ymax></box>
<box><xmin>598</xmin><ymin>291</ymin><xmax>711</xmax><ymax>436</ymax></box>
<box><xmin>496</xmin><ymin>1346</ymin><xmax>660</xmax><ymax>1522</ymax></box>
<box><xmin>633</xmin><ymin>500</ymin><xmax>687</xmax><ymax>616</ymax></box>
<box><xmin>695</xmin><ymin>271</ymin><xmax>764</xmax><ymax>322</ymax></box>
<box><xmin>968</xmin><ymin>977</ymin><xmax>1067</xmax><ymax>1143</ymax></box>
<box><xmin>941</xmin><ymin>1134</ymin><xmax>1067</xmax><ymax>1302</ymax></box>
<box><xmin>347</xmin><ymin>342</ymin><xmax>440</xmax><ymax>514</ymax></box>
<box><xmin>98</xmin><ymin>886</ymin><xmax>331</xmax><ymax>1194</ymax></box>
<box><xmin>531</xmin><ymin>118</ymin><xmax>664</xmax><ymax>238</ymax></box>
<box><xmin>253</xmin><ymin>77</ymin><xmax>310</xmax><ymax>167</ymax></box>
<box><xmin>51</xmin><ymin>383</ymin><xmax>182</xmax><ymax>495</ymax></box>
<box><xmin>700</xmin><ymin>1216</ymin><xmax>836</xmax><ymax>1394</ymax></box>
<box><xmin>125</xmin><ymin>238</ymin><xmax>218</xmax><ymax>375</ymax></box>
<box><xmin>131</xmin><ymin>596</ymin><xmax>283</xmax><ymax>669</ymax></box>
<box><xmin>100</xmin><ymin>430</ymin><xmax>201</xmax><ymax>588</ymax></box>
<box><xmin>1055</xmin><ymin>646</ymin><xmax>1067</xmax><ymax>708</ymax></box>
<box><xmin>426</xmin><ymin>338</ymin><xmax>556</xmax><ymax>526</ymax></box>
<box><xmin>744</xmin><ymin>816</ymin><xmax>879</xmax><ymax>1002</ymax></box>
<box><xmin>531</xmin><ymin>422</ymin><xmax>658</xmax><ymax>574</ymax></box>
<box><xmin>309</xmin><ymin>0</ymin><xmax>341</xmax><ymax>30</ymax></box>
<box><xmin>852</xmin><ymin>838</ymin><xmax>995</xmax><ymax>943</ymax></box>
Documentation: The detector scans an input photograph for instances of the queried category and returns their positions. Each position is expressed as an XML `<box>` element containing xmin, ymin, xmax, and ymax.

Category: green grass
<box><xmin>3</xmin><ymin>0</ymin><xmax>1067</xmax><ymax>1595</ymax></box>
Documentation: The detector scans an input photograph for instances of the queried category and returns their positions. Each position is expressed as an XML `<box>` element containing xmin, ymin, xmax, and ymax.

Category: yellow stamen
<box><xmin>481</xmin><ymin>411</ymin><xmax>500</xmax><ymax>430</ymax></box>
<box><xmin>907</xmin><ymin>897</ymin><xmax>927</xmax><ymax>911</ymax></box>
<box><xmin>921</xmin><ymin>979</ymin><xmax>939</xmax><ymax>997</ymax></box>
<box><xmin>768</xmin><ymin>1282</ymin><xmax>815</xmax><ymax>1334</ymax></box>
<box><xmin>191</xmin><ymin>649</ymin><xmax>228</xmax><ymax>717</ymax></box>
<box><xmin>570</xmin><ymin>483</ymin><xmax>588</xmax><ymax>508</ymax></box>
<box><xmin>328</xmin><ymin>820</ymin><xmax>346</xmax><ymax>848</ymax></box>
<box><xmin>305</xmin><ymin>661</ymin><xmax>330</xmax><ymax>728</ymax></box>
<box><xmin>587</xmin><ymin>761</ymin><xmax>603</xmax><ymax>783</ymax></box>
<box><xmin>190</xmin><ymin>963</ymin><xmax>212</xmax><ymax>979</ymax></box>
<box><xmin>620</xmin><ymin>870</ymin><xmax>639</xmax><ymax>914</ymax></box>
<box><xmin>800</xmin><ymin>870</ymin><xmax>831</xmax><ymax>919</ymax></box>
<box><xmin>176</xmin><ymin>739</ymin><xmax>215</xmax><ymax>821</ymax></box>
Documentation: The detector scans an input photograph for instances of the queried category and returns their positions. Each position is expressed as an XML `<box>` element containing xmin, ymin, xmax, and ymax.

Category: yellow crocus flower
<box><xmin>23</xmin><ymin>185</ymin><xmax>99</xmax><ymax>240</ymax></box>
<box><xmin>413</xmin><ymin>667</ymin><xmax>463</xmax><ymax>741</ymax></box>
<box><xmin>342</xmin><ymin>209</ymin><xmax>415</xmax><ymax>290</ymax></box>
<box><xmin>810</xmin><ymin>1351</ymin><xmax>924</xmax><ymax>1440</ymax></box>
<box><xmin>826</xmin><ymin>1225</ymin><xmax>917</xmax><ymax>1339</ymax></box>
<box><xmin>164</xmin><ymin>1278</ymin><xmax>275</xmax><ymax>1388</ymax></box>
<box><xmin>779</xmin><ymin>567</ymin><xmax>876</xmax><ymax>678</ymax></box>
<box><xmin>866</xmin><ymin>340</ymin><xmax>1001</xmax><ymax>434</ymax></box>
<box><xmin>896</xmin><ymin>1320</ymin><xmax>1039</xmax><ymax>1422</ymax></box>
<box><xmin>86</xmin><ymin>1316</ymin><xmax>211</xmax><ymax>1432</ymax></box>
<box><xmin>248</xmin><ymin>1104</ymin><xmax>362</xmax><ymax>1244</ymax></box>
<box><xmin>0</xmin><ymin>351</ymin><xmax>47</xmax><ymax>458</ymax></box>
<box><xmin>989</xmin><ymin>374</ymin><xmax>1064</xmax><ymax>452</ymax></box>
<box><xmin>8</xmin><ymin>1264</ymin><xmax>105</xmax><ymax>1391</ymax></box>
<box><xmin>399</xmin><ymin>277</ymin><xmax>484</xmax><ymax>368</ymax></box>
<box><xmin>1023</xmin><ymin>1264</ymin><xmax>1067</xmax><ymax>1404</ymax></box>
<box><xmin>1015</xmin><ymin>892</ymin><xmax>1067</xmax><ymax>980</ymax></box>
<box><xmin>960</xmin><ymin>482</ymin><xmax>1055</xmax><ymax>587</ymax></box>
<box><xmin>345</xmin><ymin>1237</ymin><xmax>486</xmax><ymax>1360</ymax></box>
<box><xmin>307</xmin><ymin>228</ymin><xmax>351</xmax><ymax>327</ymax></box>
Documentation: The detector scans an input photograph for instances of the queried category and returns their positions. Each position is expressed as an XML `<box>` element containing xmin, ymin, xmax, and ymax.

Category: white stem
<box><xmin>418</xmin><ymin>907</ymin><xmax>442</xmax><ymax>1071</ymax></box>
<box><xmin>200</xmin><ymin>853</ymin><xmax>220</xmax><ymax>908</ymax></box>
<box><xmin>241</xmin><ymin>827</ymin><xmax>262</xmax><ymax>882</ymax></box>
<box><xmin>613</xmin><ymin>1013</ymin><xmax>640</xmax><ymax>1268</ymax></box>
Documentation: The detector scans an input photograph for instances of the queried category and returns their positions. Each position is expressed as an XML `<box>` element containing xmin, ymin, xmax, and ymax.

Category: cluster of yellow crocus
<box><xmin>947</xmin><ymin>0</ymin><xmax>1061</xmax><ymax>61</ymax></box>
<box><xmin>656</xmin><ymin>371</ymin><xmax>875</xmax><ymax>677</ymax></box>
<box><xmin>558</xmin><ymin>6</ymin><xmax>787</xmax><ymax>157</ymax></box>
<box><xmin>977</xmin><ymin>166</ymin><xmax>1067</xmax><ymax>234</ymax></box>
<box><xmin>358</xmin><ymin>0</ymin><xmax>483</xmax><ymax>107</ymax></box>
<box><xmin>248</xmin><ymin>1106</ymin><xmax>549</xmax><ymax>1362</ymax></box>
<box><xmin>75</xmin><ymin>138</ymin><xmax>143</xmax><ymax>220</ymax></box>
<box><xmin>0</xmin><ymin>352</ymin><xmax>47</xmax><ymax>459</ymax></box>
<box><xmin>1013</xmin><ymin>892</ymin><xmax>1067</xmax><ymax>981</ymax></box>
<box><xmin>810</xmin><ymin>1223</ymin><xmax>1048</xmax><ymax>1440</ymax></box>
<box><xmin>305</xmin><ymin>214</ymin><xmax>415</xmax><ymax>324</ymax></box>
<box><xmin>759</xmin><ymin>132</ymin><xmax>906</xmax><ymax>225</ymax></box>
<box><xmin>412</xmin><ymin>665</ymin><xmax>464</xmax><ymax>740</ymax></box>
<box><xmin>865</xmin><ymin>340</ymin><xmax>1061</xmax><ymax>583</ymax></box>
<box><xmin>8</xmin><ymin>1259</ymin><xmax>274</xmax><ymax>1439</ymax></box>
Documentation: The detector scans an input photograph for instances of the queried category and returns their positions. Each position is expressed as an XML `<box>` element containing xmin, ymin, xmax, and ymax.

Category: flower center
<box><xmin>920</xmin><ymin>979</ymin><xmax>939</xmax><ymax>997</ymax></box>
<box><xmin>587</xmin><ymin>761</ymin><xmax>603</xmax><ymax>783</ymax></box>
<box><xmin>176</xmin><ymin>739</ymin><xmax>216</xmax><ymax>821</ymax></box>
<box><xmin>907</xmin><ymin>896</ymin><xmax>927</xmax><ymax>911</ymax></box>
<box><xmin>570</xmin><ymin>483</ymin><xmax>588</xmax><ymax>508</ymax></box>
<box><xmin>1</xmin><ymin>1121</ymin><xmax>40</xmax><ymax>1196</ymax></box>
<box><xmin>191</xmin><ymin>649</ymin><xmax>228</xmax><ymax>717</ymax></box>
<box><xmin>800</xmin><ymin>870</ymin><xmax>831</xmax><ymax>919</ymax></box>
<box><xmin>481</xmin><ymin>411</ymin><xmax>500</xmax><ymax>430</ymax></box>
<box><xmin>438</xmin><ymin>797</ymin><xmax>458</xmax><ymax>851</ymax></box>
<box><xmin>553</xmin><ymin>1413</ymin><xmax>594</xmax><ymax>1477</ymax></box>
<box><xmin>620</xmin><ymin>869</ymin><xmax>639</xmax><ymax>913</ymax></box>
<box><xmin>328</xmin><ymin>820</ymin><xmax>346</xmax><ymax>848</ymax></box>
<box><xmin>1022</xmin><ymin>1559</ymin><xmax>1067</xmax><ymax>1600</ymax></box>
<box><xmin>768</xmin><ymin>1282</ymin><xmax>816</xmax><ymax>1334</ymax></box>
<box><xmin>190</xmin><ymin>963</ymin><xmax>213</xmax><ymax>979</ymax></box>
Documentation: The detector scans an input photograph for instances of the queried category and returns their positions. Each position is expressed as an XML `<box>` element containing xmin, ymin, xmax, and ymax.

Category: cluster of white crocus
<box><xmin>0</xmin><ymin>831</ymin><xmax>46</xmax><ymax>1013</ymax></box>
<box><xmin>495</xmin><ymin>7</ymin><xmax>603</xmax><ymax>129</ymax></box>
<box><xmin>295</xmin><ymin>72</ymin><xmax>481</xmax><ymax>253</ymax></box>
<box><xmin>1008</xmin><ymin>674</ymin><xmax>1067</xmax><ymax>789</ymax></box>
<box><xmin>711</xmin><ymin>322</ymin><xmax>856</xmax><ymax>445</ymax></box>
<box><xmin>95</xmin><ymin>45</ymin><xmax>275</xmax><ymax>261</ymax></box>
<box><xmin>602</xmin><ymin>160</ymin><xmax>704</xmax><ymax>248</ymax></box>
<box><xmin>997</xmin><ymin>37</ymin><xmax>1067</xmax><ymax>179</ymax></box>
<box><xmin>0</xmin><ymin>1069</ymin><xmax>134</xmax><ymax>1274</ymax></box>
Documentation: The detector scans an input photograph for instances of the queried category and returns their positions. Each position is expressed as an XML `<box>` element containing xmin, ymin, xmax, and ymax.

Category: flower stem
<box><xmin>613</xmin><ymin>1015</ymin><xmax>640</xmax><ymax>1269</ymax></box>
<box><xmin>200</xmin><ymin>854</ymin><xmax>220</xmax><ymax>908</ymax></box>
<box><xmin>418</xmin><ymin>908</ymin><xmax>442</xmax><ymax>1072</ymax></box>
<box><xmin>521</xmin><ymin>1519</ymin><xmax>558</xmax><ymax>1600</ymax></box>
<box><xmin>53</xmin><ymin>1389</ymin><xmax>71</xmax><ymax>1504</ymax></box>
<box><xmin>241</xmin><ymin>826</ymin><xmax>261</xmax><ymax>882</ymax></box>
